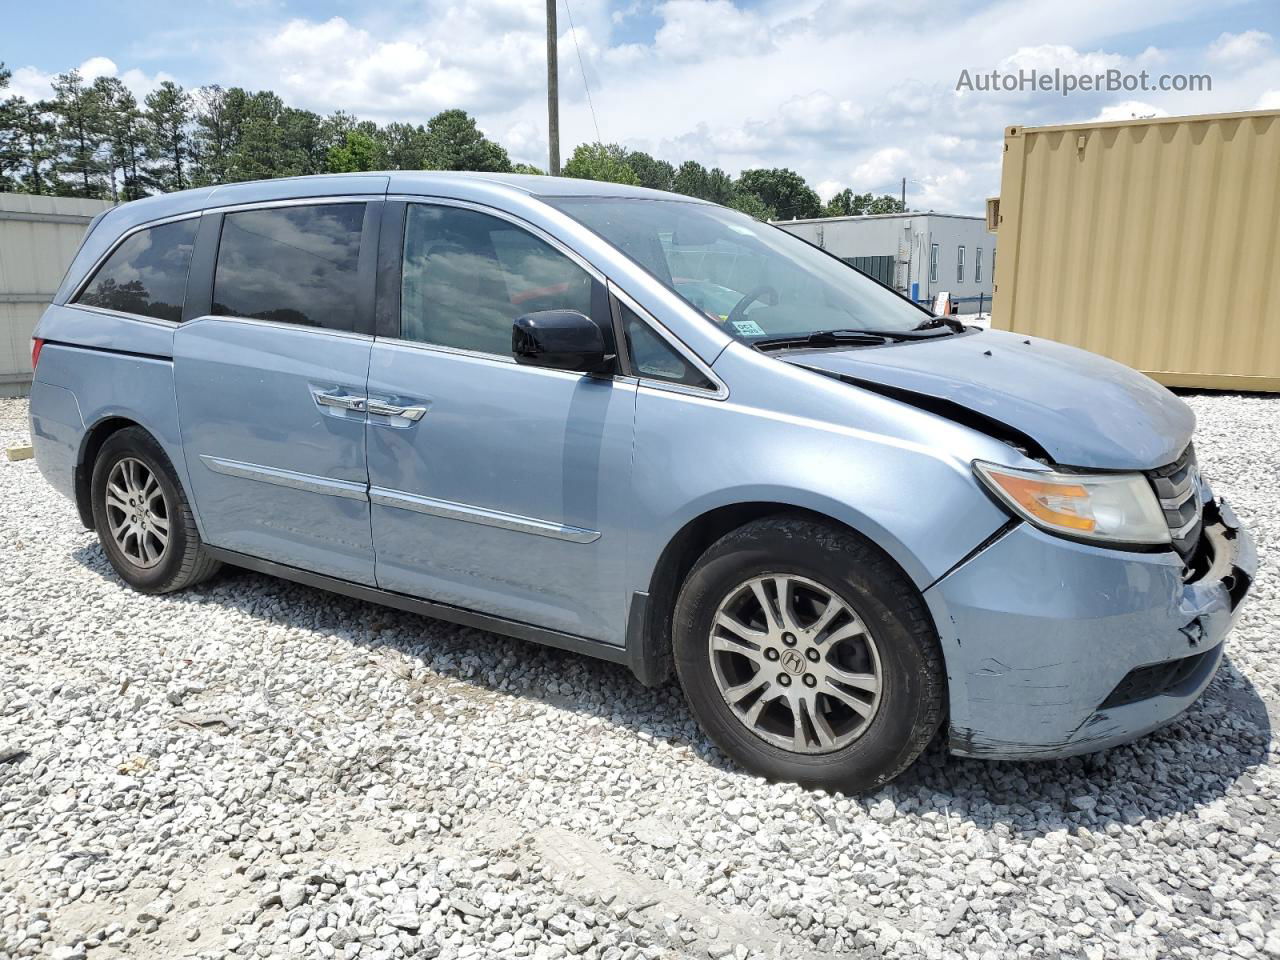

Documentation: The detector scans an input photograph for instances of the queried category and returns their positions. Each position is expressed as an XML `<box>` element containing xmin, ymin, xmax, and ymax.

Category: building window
<box><xmin>929</xmin><ymin>243</ymin><xmax>939</xmax><ymax>283</ymax></box>
<box><xmin>957</xmin><ymin>246</ymin><xmax>965</xmax><ymax>284</ymax></box>
<box><xmin>975</xmin><ymin>247</ymin><xmax>983</xmax><ymax>284</ymax></box>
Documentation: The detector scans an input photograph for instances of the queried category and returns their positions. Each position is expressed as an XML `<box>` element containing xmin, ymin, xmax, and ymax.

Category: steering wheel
<box><xmin>726</xmin><ymin>285</ymin><xmax>778</xmax><ymax>327</ymax></box>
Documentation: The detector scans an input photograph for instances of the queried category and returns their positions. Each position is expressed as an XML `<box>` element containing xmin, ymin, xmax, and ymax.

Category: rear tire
<box><xmin>673</xmin><ymin>515</ymin><xmax>944</xmax><ymax>794</ymax></box>
<box><xmin>91</xmin><ymin>427</ymin><xmax>221</xmax><ymax>594</ymax></box>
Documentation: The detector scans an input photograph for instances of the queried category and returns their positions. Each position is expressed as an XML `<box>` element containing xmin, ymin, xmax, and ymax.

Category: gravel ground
<box><xmin>1</xmin><ymin>393</ymin><xmax>1276</xmax><ymax>960</ymax></box>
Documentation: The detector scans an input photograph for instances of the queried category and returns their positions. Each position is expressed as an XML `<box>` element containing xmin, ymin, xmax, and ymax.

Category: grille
<box><xmin>1099</xmin><ymin>648</ymin><xmax>1214</xmax><ymax>709</ymax></box>
<box><xmin>1146</xmin><ymin>444</ymin><xmax>1203</xmax><ymax>560</ymax></box>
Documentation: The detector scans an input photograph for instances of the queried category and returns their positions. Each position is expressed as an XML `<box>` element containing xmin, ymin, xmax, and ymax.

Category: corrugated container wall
<box><xmin>991</xmin><ymin>109</ymin><xmax>1280</xmax><ymax>391</ymax></box>
<box><xmin>0</xmin><ymin>193</ymin><xmax>113</xmax><ymax>396</ymax></box>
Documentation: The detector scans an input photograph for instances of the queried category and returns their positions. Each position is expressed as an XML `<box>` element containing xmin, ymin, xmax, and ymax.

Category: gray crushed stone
<box><xmin>0</xmin><ymin>393</ymin><xmax>1276</xmax><ymax>959</ymax></box>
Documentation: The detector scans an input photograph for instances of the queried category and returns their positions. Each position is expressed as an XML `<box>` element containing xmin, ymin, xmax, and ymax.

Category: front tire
<box><xmin>673</xmin><ymin>516</ymin><xmax>944</xmax><ymax>793</ymax></box>
<box><xmin>91</xmin><ymin>427</ymin><xmax>220</xmax><ymax>594</ymax></box>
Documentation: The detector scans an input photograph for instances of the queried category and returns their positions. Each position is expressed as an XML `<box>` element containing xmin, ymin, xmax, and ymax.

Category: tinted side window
<box><xmin>213</xmin><ymin>204</ymin><xmax>365</xmax><ymax>331</ymax></box>
<box><xmin>402</xmin><ymin>204</ymin><xmax>595</xmax><ymax>355</ymax></box>
<box><xmin>76</xmin><ymin>218</ymin><xmax>197</xmax><ymax>322</ymax></box>
<box><xmin>621</xmin><ymin>304</ymin><xmax>715</xmax><ymax>390</ymax></box>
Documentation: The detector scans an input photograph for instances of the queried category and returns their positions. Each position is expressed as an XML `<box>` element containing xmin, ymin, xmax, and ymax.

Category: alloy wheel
<box><xmin>104</xmin><ymin>457</ymin><xmax>170</xmax><ymax>569</ymax></box>
<box><xmin>708</xmin><ymin>573</ymin><xmax>882</xmax><ymax>754</ymax></box>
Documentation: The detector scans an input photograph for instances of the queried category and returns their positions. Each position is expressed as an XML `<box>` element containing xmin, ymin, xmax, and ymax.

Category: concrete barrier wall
<box><xmin>0</xmin><ymin>193</ymin><xmax>114</xmax><ymax>396</ymax></box>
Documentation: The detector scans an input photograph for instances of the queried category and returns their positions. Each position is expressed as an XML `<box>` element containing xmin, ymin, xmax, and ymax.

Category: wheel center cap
<box><xmin>780</xmin><ymin>649</ymin><xmax>807</xmax><ymax>676</ymax></box>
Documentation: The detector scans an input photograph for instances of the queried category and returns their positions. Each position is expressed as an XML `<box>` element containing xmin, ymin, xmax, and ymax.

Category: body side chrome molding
<box><xmin>182</xmin><ymin>313</ymin><xmax>375</xmax><ymax>341</ymax></box>
<box><xmin>198</xmin><ymin>456</ymin><xmax>598</xmax><ymax>542</ymax></box>
<box><xmin>206</xmin><ymin>195</ymin><xmax>375</xmax><ymax>216</ymax></box>
<box><xmin>370</xmin><ymin>336</ymin><xmax>639</xmax><ymax>391</ymax></box>
<box><xmin>199</xmin><ymin>455</ymin><xmax>368</xmax><ymax>501</ymax></box>
<box><xmin>65</xmin><ymin>303</ymin><xmax>180</xmax><ymax>328</ymax></box>
<box><xmin>369</xmin><ymin>486</ymin><xmax>601</xmax><ymax>543</ymax></box>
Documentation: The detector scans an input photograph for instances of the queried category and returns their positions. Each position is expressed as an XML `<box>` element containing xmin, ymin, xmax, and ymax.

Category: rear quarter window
<box><xmin>75</xmin><ymin>218</ymin><xmax>198</xmax><ymax>322</ymax></box>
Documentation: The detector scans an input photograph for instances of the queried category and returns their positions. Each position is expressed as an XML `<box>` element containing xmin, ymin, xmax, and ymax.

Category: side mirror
<box><xmin>512</xmin><ymin>310</ymin><xmax>614</xmax><ymax>374</ymax></box>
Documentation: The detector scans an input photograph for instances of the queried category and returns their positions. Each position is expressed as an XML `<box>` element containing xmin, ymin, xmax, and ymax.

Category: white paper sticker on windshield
<box><xmin>731</xmin><ymin>319</ymin><xmax>766</xmax><ymax>336</ymax></box>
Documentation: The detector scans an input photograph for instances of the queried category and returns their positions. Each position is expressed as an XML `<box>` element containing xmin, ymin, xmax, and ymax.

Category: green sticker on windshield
<box><xmin>732</xmin><ymin>319</ymin><xmax>766</xmax><ymax>337</ymax></box>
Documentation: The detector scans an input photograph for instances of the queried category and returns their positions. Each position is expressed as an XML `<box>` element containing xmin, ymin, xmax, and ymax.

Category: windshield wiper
<box><xmin>913</xmin><ymin>315</ymin><xmax>966</xmax><ymax>332</ymax></box>
<box><xmin>752</xmin><ymin>320</ymin><xmax>970</xmax><ymax>351</ymax></box>
<box><xmin>843</xmin><ymin>323</ymin><xmax>962</xmax><ymax>340</ymax></box>
<box><xmin>752</xmin><ymin>330</ymin><xmax>890</xmax><ymax>351</ymax></box>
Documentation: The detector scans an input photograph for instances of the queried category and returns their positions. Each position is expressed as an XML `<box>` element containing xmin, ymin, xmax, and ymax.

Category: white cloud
<box><xmin>1258</xmin><ymin>90</ymin><xmax>1280</xmax><ymax>109</ymax></box>
<box><xmin>8</xmin><ymin>66</ymin><xmax>57</xmax><ymax>101</ymax></box>
<box><xmin>6</xmin><ymin>56</ymin><xmax>168</xmax><ymax>102</ymax></box>
<box><xmin>1207</xmin><ymin>30</ymin><xmax>1272</xmax><ymax>64</ymax></box>
<box><xmin>12</xmin><ymin>1</ymin><xmax>1278</xmax><ymax>214</ymax></box>
<box><xmin>192</xmin><ymin>3</ymin><xmax>1279</xmax><ymax>209</ymax></box>
<box><xmin>1093</xmin><ymin>100</ymin><xmax>1171</xmax><ymax>121</ymax></box>
<box><xmin>652</xmin><ymin>0</ymin><xmax>773</xmax><ymax>61</ymax></box>
<box><xmin>999</xmin><ymin>43</ymin><xmax>1131</xmax><ymax>75</ymax></box>
<box><xmin>78</xmin><ymin>56</ymin><xmax>120</xmax><ymax>82</ymax></box>
<box><xmin>850</xmin><ymin>148</ymin><xmax>911</xmax><ymax>187</ymax></box>
<box><xmin>814</xmin><ymin>178</ymin><xmax>843</xmax><ymax>202</ymax></box>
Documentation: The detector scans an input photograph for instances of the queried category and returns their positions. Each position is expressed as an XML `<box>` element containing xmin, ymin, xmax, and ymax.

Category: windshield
<box><xmin>546</xmin><ymin>197</ymin><xmax>933</xmax><ymax>342</ymax></box>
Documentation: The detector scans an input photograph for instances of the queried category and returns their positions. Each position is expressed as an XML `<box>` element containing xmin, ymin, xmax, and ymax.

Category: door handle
<box><xmin>316</xmin><ymin>392</ymin><xmax>367</xmax><ymax>412</ymax></box>
<box><xmin>366</xmin><ymin>399</ymin><xmax>427</xmax><ymax>421</ymax></box>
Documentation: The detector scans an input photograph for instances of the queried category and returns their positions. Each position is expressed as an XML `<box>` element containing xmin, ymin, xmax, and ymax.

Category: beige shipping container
<box><xmin>990</xmin><ymin>109</ymin><xmax>1280</xmax><ymax>392</ymax></box>
<box><xmin>0</xmin><ymin>193</ymin><xmax>114</xmax><ymax>396</ymax></box>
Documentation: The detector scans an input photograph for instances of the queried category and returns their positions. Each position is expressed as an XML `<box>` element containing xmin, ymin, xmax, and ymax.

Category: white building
<box><xmin>775</xmin><ymin>212</ymin><xmax>996</xmax><ymax>314</ymax></box>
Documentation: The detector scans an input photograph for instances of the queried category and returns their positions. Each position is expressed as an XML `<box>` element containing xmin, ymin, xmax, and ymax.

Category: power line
<box><xmin>561</xmin><ymin>0</ymin><xmax>602</xmax><ymax>146</ymax></box>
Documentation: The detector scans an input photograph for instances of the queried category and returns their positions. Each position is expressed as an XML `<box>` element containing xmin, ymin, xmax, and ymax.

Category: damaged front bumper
<box><xmin>924</xmin><ymin>496</ymin><xmax>1256</xmax><ymax>760</ymax></box>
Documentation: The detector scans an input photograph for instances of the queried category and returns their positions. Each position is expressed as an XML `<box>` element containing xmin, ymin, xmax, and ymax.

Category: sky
<box><xmin>5</xmin><ymin>0</ymin><xmax>1279</xmax><ymax>214</ymax></box>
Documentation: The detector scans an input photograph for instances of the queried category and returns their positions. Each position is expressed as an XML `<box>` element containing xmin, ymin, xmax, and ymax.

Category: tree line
<box><xmin>0</xmin><ymin>63</ymin><xmax>905</xmax><ymax>220</ymax></box>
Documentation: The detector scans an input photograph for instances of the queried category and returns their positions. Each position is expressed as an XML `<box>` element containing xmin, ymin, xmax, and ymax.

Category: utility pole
<box><xmin>546</xmin><ymin>0</ymin><xmax>560</xmax><ymax>176</ymax></box>
<box><xmin>901</xmin><ymin>176</ymin><xmax>906</xmax><ymax>211</ymax></box>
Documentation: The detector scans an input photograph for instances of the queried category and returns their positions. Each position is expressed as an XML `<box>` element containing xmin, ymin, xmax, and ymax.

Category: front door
<box><xmin>174</xmin><ymin>200</ymin><xmax>380</xmax><ymax>584</ymax></box>
<box><xmin>366</xmin><ymin>201</ymin><xmax>635</xmax><ymax>644</ymax></box>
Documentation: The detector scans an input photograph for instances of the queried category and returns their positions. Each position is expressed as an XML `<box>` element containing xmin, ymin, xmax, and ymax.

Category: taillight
<box><xmin>31</xmin><ymin>338</ymin><xmax>45</xmax><ymax>370</ymax></box>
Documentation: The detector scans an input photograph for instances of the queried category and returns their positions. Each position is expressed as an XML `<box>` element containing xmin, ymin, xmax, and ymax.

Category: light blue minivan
<box><xmin>30</xmin><ymin>173</ymin><xmax>1255</xmax><ymax>791</ymax></box>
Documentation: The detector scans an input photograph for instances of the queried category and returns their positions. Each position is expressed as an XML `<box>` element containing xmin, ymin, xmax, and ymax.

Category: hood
<box><xmin>784</xmin><ymin>329</ymin><xmax>1194</xmax><ymax>470</ymax></box>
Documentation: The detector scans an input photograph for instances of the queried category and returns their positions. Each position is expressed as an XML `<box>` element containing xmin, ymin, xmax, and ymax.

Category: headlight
<box><xmin>974</xmin><ymin>461</ymin><xmax>1170</xmax><ymax>546</ymax></box>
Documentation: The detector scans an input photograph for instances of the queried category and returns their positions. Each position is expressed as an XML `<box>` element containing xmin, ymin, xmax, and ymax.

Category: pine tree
<box><xmin>10</xmin><ymin>99</ymin><xmax>56</xmax><ymax>195</ymax></box>
<box><xmin>143</xmin><ymin>81</ymin><xmax>193</xmax><ymax>192</ymax></box>
<box><xmin>226</xmin><ymin>91</ymin><xmax>285</xmax><ymax>182</ymax></box>
<box><xmin>49</xmin><ymin>69</ymin><xmax>109</xmax><ymax>197</ymax></box>
<box><xmin>0</xmin><ymin>63</ymin><xmax>18</xmax><ymax>190</ymax></box>
<box><xmin>279</xmin><ymin>107</ymin><xmax>327</xmax><ymax>176</ymax></box>
<box><xmin>93</xmin><ymin>77</ymin><xmax>147</xmax><ymax>200</ymax></box>
<box><xmin>191</xmin><ymin>86</ymin><xmax>229</xmax><ymax>186</ymax></box>
<box><xmin>423</xmin><ymin>110</ymin><xmax>510</xmax><ymax>172</ymax></box>
<box><xmin>377</xmin><ymin>122</ymin><xmax>434</xmax><ymax>170</ymax></box>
